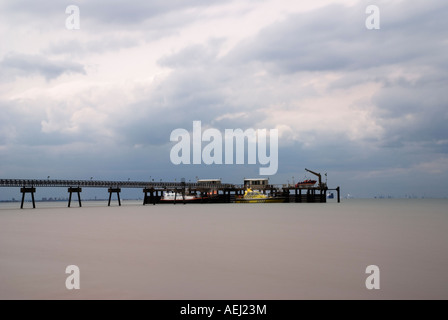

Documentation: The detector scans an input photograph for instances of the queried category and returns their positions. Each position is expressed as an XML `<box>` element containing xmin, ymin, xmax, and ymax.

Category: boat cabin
<box><xmin>197</xmin><ymin>179</ymin><xmax>222</xmax><ymax>186</ymax></box>
<box><xmin>244</xmin><ymin>178</ymin><xmax>269</xmax><ymax>190</ymax></box>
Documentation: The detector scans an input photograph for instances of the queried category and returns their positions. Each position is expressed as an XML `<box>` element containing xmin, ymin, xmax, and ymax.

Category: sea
<box><xmin>0</xmin><ymin>199</ymin><xmax>447</xmax><ymax>300</ymax></box>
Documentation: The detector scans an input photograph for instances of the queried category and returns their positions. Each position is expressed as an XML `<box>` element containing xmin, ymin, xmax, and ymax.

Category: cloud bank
<box><xmin>0</xmin><ymin>0</ymin><xmax>447</xmax><ymax>198</ymax></box>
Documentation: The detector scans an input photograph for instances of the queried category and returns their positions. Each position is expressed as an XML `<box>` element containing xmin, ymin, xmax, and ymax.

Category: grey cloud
<box><xmin>46</xmin><ymin>37</ymin><xmax>141</xmax><ymax>57</ymax></box>
<box><xmin>0</xmin><ymin>100</ymin><xmax>81</xmax><ymax>147</ymax></box>
<box><xmin>228</xmin><ymin>1</ymin><xmax>448</xmax><ymax>73</ymax></box>
<box><xmin>0</xmin><ymin>0</ymin><xmax>224</xmax><ymax>25</ymax></box>
<box><xmin>158</xmin><ymin>41</ymin><xmax>223</xmax><ymax>69</ymax></box>
<box><xmin>113</xmin><ymin>39</ymin><xmax>275</xmax><ymax>147</ymax></box>
<box><xmin>0</xmin><ymin>53</ymin><xmax>86</xmax><ymax>80</ymax></box>
<box><xmin>217</xmin><ymin>1</ymin><xmax>448</xmax><ymax>156</ymax></box>
<box><xmin>0</xmin><ymin>1</ymin><xmax>64</xmax><ymax>16</ymax></box>
<box><xmin>109</xmin><ymin>85</ymin><xmax>266</xmax><ymax>149</ymax></box>
<box><xmin>83</xmin><ymin>0</ymin><xmax>224</xmax><ymax>24</ymax></box>
<box><xmin>113</xmin><ymin>0</ymin><xmax>448</xmax><ymax>174</ymax></box>
<box><xmin>112</xmin><ymin>72</ymin><xmax>230</xmax><ymax>146</ymax></box>
<box><xmin>373</xmin><ymin>76</ymin><xmax>448</xmax><ymax>150</ymax></box>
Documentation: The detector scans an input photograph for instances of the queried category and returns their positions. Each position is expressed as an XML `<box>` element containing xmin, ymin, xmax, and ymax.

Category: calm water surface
<box><xmin>0</xmin><ymin>199</ymin><xmax>447</xmax><ymax>299</ymax></box>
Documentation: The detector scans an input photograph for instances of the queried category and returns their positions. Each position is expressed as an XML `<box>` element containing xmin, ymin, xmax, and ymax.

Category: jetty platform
<box><xmin>0</xmin><ymin>178</ymin><xmax>340</xmax><ymax>209</ymax></box>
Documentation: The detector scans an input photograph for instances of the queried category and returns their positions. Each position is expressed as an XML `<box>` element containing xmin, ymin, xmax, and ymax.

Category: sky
<box><xmin>0</xmin><ymin>0</ymin><xmax>447</xmax><ymax>199</ymax></box>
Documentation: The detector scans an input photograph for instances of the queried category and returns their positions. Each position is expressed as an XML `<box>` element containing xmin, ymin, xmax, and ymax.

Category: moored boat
<box><xmin>295</xmin><ymin>179</ymin><xmax>317</xmax><ymax>188</ymax></box>
<box><xmin>160</xmin><ymin>191</ymin><xmax>206</xmax><ymax>203</ymax></box>
<box><xmin>235</xmin><ymin>188</ymin><xmax>285</xmax><ymax>203</ymax></box>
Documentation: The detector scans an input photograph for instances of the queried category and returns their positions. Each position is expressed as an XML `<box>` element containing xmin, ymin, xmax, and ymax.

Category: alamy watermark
<box><xmin>365</xmin><ymin>5</ymin><xmax>380</xmax><ymax>30</ymax></box>
<box><xmin>66</xmin><ymin>5</ymin><xmax>80</xmax><ymax>30</ymax></box>
<box><xmin>170</xmin><ymin>121</ymin><xmax>278</xmax><ymax>175</ymax></box>
<box><xmin>65</xmin><ymin>265</ymin><xmax>80</xmax><ymax>290</ymax></box>
<box><xmin>365</xmin><ymin>265</ymin><xmax>380</xmax><ymax>289</ymax></box>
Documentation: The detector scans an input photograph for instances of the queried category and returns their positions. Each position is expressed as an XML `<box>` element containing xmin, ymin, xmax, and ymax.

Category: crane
<box><xmin>305</xmin><ymin>168</ymin><xmax>326</xmax><ymax>188</ymax></box>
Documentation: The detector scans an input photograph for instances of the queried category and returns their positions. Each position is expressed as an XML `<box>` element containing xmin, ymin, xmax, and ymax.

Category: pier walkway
<box><xmin>0</xmin><ymin>178</ymin><xmax>340</xmax><ymax>208</ymax></box>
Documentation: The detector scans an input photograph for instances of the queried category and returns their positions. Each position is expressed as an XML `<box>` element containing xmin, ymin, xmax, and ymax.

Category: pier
<box><xmin>0</xmin><ymin>177</ymin><xmax>340</xmax><ymax>209</ymax></box>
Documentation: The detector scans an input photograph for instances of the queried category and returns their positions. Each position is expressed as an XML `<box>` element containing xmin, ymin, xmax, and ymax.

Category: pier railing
<box><xmin>0</xmin><ymin>179</ymin><xmax>236</xmax><ymax>189</ymax></box>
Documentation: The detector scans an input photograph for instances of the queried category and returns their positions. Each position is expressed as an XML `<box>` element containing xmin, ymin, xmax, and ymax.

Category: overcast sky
<box><xmin>1</xmin><ymin>0</ymin><xmax>447</xmax><ymax>198</ymax></box>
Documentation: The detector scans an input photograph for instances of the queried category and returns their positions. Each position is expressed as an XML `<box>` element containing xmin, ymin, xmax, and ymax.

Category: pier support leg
<box><xmin>31</xmin><ymin>191</ymin><xmax>35</xmax><ymax>208</ymax></box>
<box><xmin>68</xmin><ymin>187</ymin><xmax>82</xmax><ymax>207</ymax></box>
<box><xmin>20</xmin><ymin>187</ymin><xmax>36</xmax><ymax>209</ymax></box>
<box><xmin>108</xmin><ymin>188</ymin><xmax>121</xmax><ymax>206</ymax></box>
<box><xmin>21</xmin><ymin>191</ymin><xmax>25</xmax><ymax>209</ymax></box>
<box><xmin>181</xmin><ymin>182</ymin><xmax>186</xmax><ymax>205</ymax></box>
<box><xmin>337</xmin><ymin>187</ymin><xmax>340</xmax><ymax>203</ymax></box>
<box><xmin>69</xmin><ymin>192</ymin><xmax>72</xmax><ymax>207</ymax></box>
